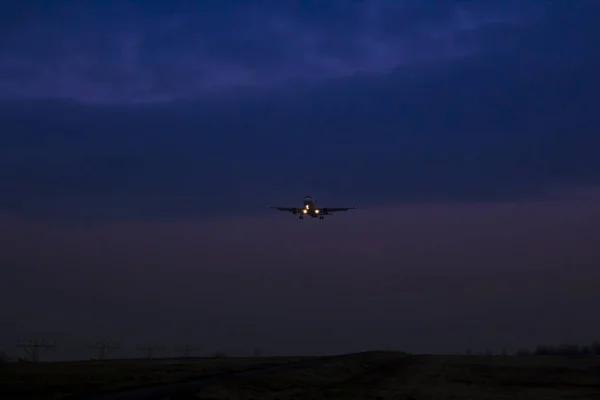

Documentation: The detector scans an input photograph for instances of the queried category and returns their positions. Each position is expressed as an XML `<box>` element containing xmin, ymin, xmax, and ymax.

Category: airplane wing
<box><xmin>270</xmin><ymin>207</ymin><xmax>302</xmax><ymax>213</ymax></box>
<box><xmin>321</xmin><ymin>207</ymin><xmax>356</xmax><ymax>213</ymax></box>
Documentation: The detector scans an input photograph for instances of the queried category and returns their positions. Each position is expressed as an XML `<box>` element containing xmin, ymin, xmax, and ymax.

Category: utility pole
<box><xmin>89</xmin><ymin>340</ymin><xmax>119</xmax><ymax>360</ymax></box>
<box><xmin>17</xmin><ymin>339</ymin><xmax>55</xmax><ymax>362</ymax></box>
<box><xmin>137</xmin><ymin>344</ymin><xmax>163</xmax><ymax>359</ymax></box>
<box><xmin>175</xmin><ymin>344</ymin><xmax>199</xmax><ymax>358</ymax></box>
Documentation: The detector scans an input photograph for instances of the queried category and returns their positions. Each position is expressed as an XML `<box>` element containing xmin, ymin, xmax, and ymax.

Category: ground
<box><xmin>0</xmin><ymin>356</ymin><xmax>311</xmax><ymax>399</ymax></box>
<box><xmin>1</xmin><ymin>351</ymin><xmax>599</xmax><ymax>399</ymax></box>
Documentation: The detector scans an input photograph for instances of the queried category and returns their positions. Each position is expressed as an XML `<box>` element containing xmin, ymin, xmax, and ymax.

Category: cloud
<box><xmin>0</xmin><ymin>0</ymin><xmax>528</xmax><ymax>103</ymax></box>
<box><xmin>0</xmin><ymin>1</ymin><xmax>599</xmax><ymax>219</ymax></box>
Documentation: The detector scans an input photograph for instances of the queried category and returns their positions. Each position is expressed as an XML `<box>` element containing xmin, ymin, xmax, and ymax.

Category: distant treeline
<box><xmin>462</xmin><ymin>342</ymin><xmax>600</xmax><ymax>356</ymax></box>
<box><xmin>515</xmin><ymin>341</ymin><xmax>600</xmax><ymax>356</ymax></box>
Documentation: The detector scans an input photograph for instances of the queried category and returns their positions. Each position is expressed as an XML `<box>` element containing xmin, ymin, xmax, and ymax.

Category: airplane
<box><xmin>271</xmin><ymin>195</ymin><xmax>356</xmax><ymax>220</ymax></box>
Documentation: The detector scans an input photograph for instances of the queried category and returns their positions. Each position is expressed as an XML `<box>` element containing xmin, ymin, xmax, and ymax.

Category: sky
<box><xmin>1</xmin><ymin>0</ymin><xmax>600</xmax><ymax>360</ymax></box>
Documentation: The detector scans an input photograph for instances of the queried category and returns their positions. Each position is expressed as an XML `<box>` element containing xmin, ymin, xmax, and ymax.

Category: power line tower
<box><xmin>17</xmin><ymin>339</ymin><xmax>55</xmax><ymax>362</ymax></box>
<box><xmin>175</xmin><ymin>344</ymin><xmax>199</xmax><ymax>358</ymax></box>
<box><xmin>137</xmin><ymin>343</ymin><xmax>163</xmax><ymax>360</ymax></box>
<box><xmin>89</xmin><ymin>340</ymin><xmax>119</xmax><ymax>360</ymax></box>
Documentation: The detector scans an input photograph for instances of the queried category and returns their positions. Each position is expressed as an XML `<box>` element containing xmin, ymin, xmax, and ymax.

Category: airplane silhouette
<box><xmin>271</xmin><ymin>195</ymin><xmax>356</xmax><ymax>220</ymax></box>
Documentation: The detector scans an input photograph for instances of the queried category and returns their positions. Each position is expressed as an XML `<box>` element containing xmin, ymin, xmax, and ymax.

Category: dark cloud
<box><xmin>0</xmin><ymin>0</ymin><xmax>528</xmax><ymax>102</ymax></box>
<box><xmin>0</xmin><ymin>1</ymin><xmax>599</xmax><ymax>219</ymax></box>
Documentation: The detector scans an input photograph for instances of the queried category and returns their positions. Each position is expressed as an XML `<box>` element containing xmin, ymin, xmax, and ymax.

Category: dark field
<box><xmin>0</xmin><ymin>355</ymin><xmax>314</xmax><ymax>399</ymax></box>
<box><xmin>2</xmin><ymin>351</ymin><xmax>600</xmax><ymax>399</ymax></box>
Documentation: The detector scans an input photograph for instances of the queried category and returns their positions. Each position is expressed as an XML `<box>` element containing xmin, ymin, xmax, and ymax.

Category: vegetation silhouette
<box><xmin>515</xmin><ymin>341</ymin><xmax>600</xmax><ymax>356</ymax></box>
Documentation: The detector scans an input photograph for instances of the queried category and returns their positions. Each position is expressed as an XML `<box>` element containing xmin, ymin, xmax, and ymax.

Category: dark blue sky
<box><xmin>1</xmin><ymin>1</ymin><xmax>599</xmax><ymax>359</ymax></box>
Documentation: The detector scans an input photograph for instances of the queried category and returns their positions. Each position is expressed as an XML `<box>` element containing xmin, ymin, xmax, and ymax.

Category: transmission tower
<box><xmin>137</xmin><ymin>343</ymin><xmax>163</xmax><ymax>359</ymax></box>
<box><xmin>175</xmin><ymin>344</ymin><xmax>199</xmax><ymax>358</ymax></box>
<box><xmin>17</xmin><ymin>338</ymin><xmax>55</xmax><ymax>362</ymax></box>
<box><xmin>89</xmin><ymin>340</ymin><xmax>119</xmax><ymax>360</ymax></box>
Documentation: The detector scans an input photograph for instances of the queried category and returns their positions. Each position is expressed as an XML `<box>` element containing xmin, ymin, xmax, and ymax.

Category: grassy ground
<box><xmin>2</xmin><ymin>352</ymin><xmax>600</xmax><ymax>399</ymax></box>
<box><xmin>0</xmin><ymin>356</ymin><xmax>313</xmax><ymax>399</ymax></box>
<box><xmin>188</xmin><ymin>352</ymin><xmax>600</xmax><ymax>400</ymax></box>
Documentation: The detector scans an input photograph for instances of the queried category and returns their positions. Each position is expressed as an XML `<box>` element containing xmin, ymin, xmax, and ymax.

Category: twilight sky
<box><xmin>1</xmin><ymin>0</ymin><xmax>600</xmax><ymax>360</ymax></box>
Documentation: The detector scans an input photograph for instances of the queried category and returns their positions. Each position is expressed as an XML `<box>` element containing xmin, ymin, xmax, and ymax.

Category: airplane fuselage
<box><xmin>300</xmin><ymin>196</ymin><xmax>324</xmax><ymax>219</ymax></box>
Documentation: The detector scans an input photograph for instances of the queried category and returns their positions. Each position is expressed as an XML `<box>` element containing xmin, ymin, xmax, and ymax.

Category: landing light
<box><xmin>315</xmin><ymin>209</ymin><xmax>319</xmax><ymax>213</ymax></box>
<box><xmin>302</xmin><ymin>209</ymin><xmax>308</xmax><ymax>214</ymax></box>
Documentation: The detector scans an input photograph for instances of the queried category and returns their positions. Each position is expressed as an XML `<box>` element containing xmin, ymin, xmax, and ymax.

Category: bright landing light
<box><xmin>315</xmin><ymin>209</ymin><xmax>319</xmax><ymax>213</ymax></box>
